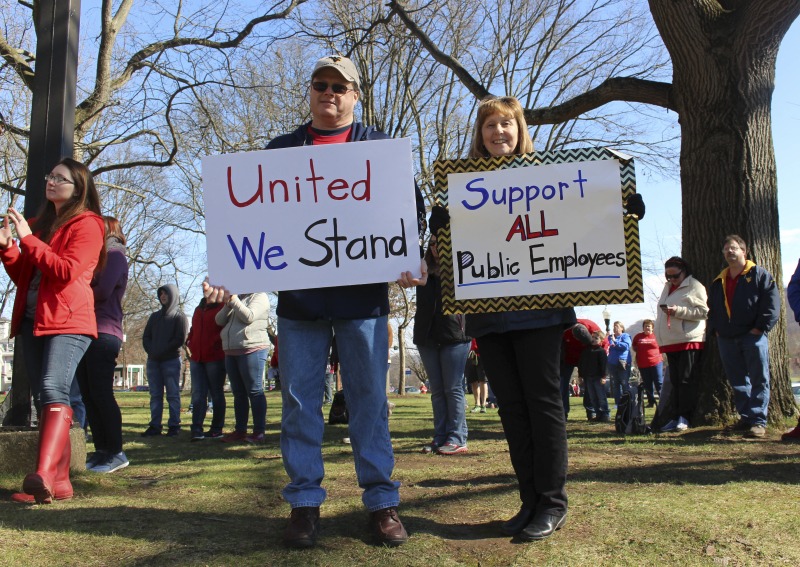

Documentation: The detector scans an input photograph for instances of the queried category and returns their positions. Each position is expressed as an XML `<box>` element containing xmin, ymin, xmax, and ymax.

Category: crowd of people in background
<box><xmin>3</xmin><ymin>55</ymin><xmax>800</xmax><ymax>553</ymax></box>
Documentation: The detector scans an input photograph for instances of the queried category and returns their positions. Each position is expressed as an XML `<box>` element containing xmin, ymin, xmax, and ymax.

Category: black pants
<box><xmin>665</xmin><ymin>349</ymin><xmax>702</xmax><ymax>422</ymax></box>
<box><xmin>477</xmin><ymin>326</ymin><xmax>568</xmax><ymax>514</ymax></box>
<box><xmin>76</xmin><ymin>333</ymin><xmax>124</xmax><ymax>454</ymax></box>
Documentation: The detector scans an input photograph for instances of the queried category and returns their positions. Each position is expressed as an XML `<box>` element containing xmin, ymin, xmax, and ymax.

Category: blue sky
<box><xmin>575</xmin><ymin>20</ymin><xmax>800</xmax><ymax>329</ymax></box>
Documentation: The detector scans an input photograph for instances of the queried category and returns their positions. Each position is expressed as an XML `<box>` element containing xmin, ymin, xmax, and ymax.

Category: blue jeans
<box><xmin>418</xmin><ymin>342</ymin><xmax>471</xmax><ymax>447</ymax></box>
<box><xmin>146</xmin><ymin>357</ymin><xmax>182</xmax><ymax>428</ymax></box>
<box><xmin>639</xmin><ymin>363</ymin><xmax>663</xmax><ymax>404</ymax></box>
<box><xmin>279</xmin><ymin>315</ymin><xmax>399</xmax><ymax>512</ymax></box>
<box><xmin>18</xmin><ymin>318</ymin><xmax>91</xmax><ymax>408</ymax></box>
<box><xmin>190</xmin><ymin>359</ymin><xmax>227</xmax><ymax>434</ymax></box>
<box><xmin>324</xmin><ymin>372</ymin><xmax>335</xmax><ymax>404</ymax></box>
<box><xmin>717</xmin><ymin>333</ymin><xmax>770</xmax><ymax>426</ymax></box>
<box><xmin>559</xmin><ymin>363</ymin><xmax>575</xmax><ymax>416</ymax></box>
<box><xmin>608</xmin><ymin>362</ymin><xmax>631</xmax><ymax>405</ymax></box>
<box><xmin>560</xmin><ymin>362</ymin><xmax>594</xmax><ymax>417</ymax></box>
<box><xmin>225</xmin><ymin>351</ymin><xmax>267</xmax><ymax>434</ymax></box>
<box><xmin>69</xmin><ymin>372</ymin><xmax>87</xmax><ymax>428</ymax></box>
<box><xmin>585</xmin><ymin>376</ymin><xmax>609</xmax><ymax>418</ymax></box>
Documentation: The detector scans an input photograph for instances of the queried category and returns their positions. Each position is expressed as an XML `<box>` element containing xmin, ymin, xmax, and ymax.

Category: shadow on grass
<box><xmin>568</xmin><ymin>450</ymin><xmax>800</xmax><ymax>486</ymax></box>
<box><xmin>0</xmin><ymin>502</ymin><xmax>465</xmax><ymax>564</ymax></box>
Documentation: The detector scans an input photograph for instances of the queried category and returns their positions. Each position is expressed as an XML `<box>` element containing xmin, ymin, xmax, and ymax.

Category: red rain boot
<box><xmin>12</xmin><ymin>432</ymin><xmax>74</xmax><ymax>503</ymax></box>
<box><xmin>781</xmin><ymin>420</ymin><xmax>800</xmax><ymax>442</ymax></box>
<box><xmin>13</xmin><ymin>404</ymin><xmax>73</xmax><ymax>504</ymax></box>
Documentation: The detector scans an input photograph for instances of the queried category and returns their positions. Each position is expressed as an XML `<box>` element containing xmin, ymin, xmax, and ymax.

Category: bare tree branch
<box><xmin>526</xmin><ymin>76</ymin><xmax>675</xmax><ymax>124</ymax></box>
<box><xmin>387</xmin><ymin>0</ymin><xmax>490</xmax><ymax>100</ymax></box>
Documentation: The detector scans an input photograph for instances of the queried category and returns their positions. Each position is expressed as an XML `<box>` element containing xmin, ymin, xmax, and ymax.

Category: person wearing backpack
<box><xmin>578</xmin><ymin>331</ymin><xmax>610</xmax><ymax>422</ymax></box>
<box><xmin>655</xmin><ymin>256</ymin><xmax>708</xmax><ymax>433</ymax></box>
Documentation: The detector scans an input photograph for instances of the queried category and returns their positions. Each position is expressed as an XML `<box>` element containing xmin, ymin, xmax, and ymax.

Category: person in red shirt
<box><xmin>186</xmin><ymin>292</ymin><xmax>226</xmax><ymax>440</ymax></box>
<box><xmin>632</xmin><ymin>319</ymin><xmax>663</xmax><ymax>407</ymax></box>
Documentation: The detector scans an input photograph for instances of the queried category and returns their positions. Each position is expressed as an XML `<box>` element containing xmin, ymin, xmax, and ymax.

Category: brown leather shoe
<box><xmin>370</xmin><ymin>507</ymin><xmax>408</xmax><ymax>546</ymax></box>
<box><xmin>283</xmin><ymin>506</ymin><xmax>320</xmax><ymax>548</ymax></box>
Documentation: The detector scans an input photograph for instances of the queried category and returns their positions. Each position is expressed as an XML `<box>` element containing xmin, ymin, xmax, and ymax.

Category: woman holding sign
<box><xmin>464</xmin><ymin>96</ymin><xmax>575</xmax><ymax>541</ymax></box>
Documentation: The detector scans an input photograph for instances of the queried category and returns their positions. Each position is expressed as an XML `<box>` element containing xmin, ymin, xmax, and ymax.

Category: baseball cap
<box><xmin>312</xmin><ymin>55</ymin><xmax>360</xmax><ymax>90</ymax></box>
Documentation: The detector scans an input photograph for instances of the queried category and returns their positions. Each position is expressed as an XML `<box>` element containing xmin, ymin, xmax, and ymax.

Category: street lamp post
<box><xmin>602</xmin><ymin>307</ymin><xmax>611</xmax><ymax>334</ymax></box>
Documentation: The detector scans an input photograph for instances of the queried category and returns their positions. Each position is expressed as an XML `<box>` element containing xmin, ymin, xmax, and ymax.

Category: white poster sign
<box><xmin>447</xmin><ymin>158</ymin><xmax>627</xmax><ymax>300</ymax></box>
<box><xmin>202</xmin><ymin>138</ymin><xmax>420</xmax><ymax>293</ymax></box>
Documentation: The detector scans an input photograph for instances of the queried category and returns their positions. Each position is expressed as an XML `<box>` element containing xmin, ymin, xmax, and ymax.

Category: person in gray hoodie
<box><xmin>141</xmin><ymin>284</ymin><xmax>188</xmax><ymax>437</ymax></box>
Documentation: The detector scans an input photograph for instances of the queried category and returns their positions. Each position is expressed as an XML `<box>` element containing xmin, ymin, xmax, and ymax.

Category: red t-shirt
<box><xmin>725</xmin><ymin>271</ymin><xmax>741</xmax><ymax>313</ymax></box>
<box><xmin>308</xmin><ymin>125</ymin><xmax>352</xmax><ymax>145</ymax></box>
<box><xmin>632</xmin><ymin>332</ymin><xmax>662</xmax><ymax>368</ymax></box>
<box><xmin>562</xmin><ymin>318</ymin><xmax>606</xmax><ymax>366</ymax></box>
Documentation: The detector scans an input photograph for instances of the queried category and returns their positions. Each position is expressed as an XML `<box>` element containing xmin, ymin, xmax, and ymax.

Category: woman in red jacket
<box><xmin>186</xmin><ymin>290</ymin><xmax>227</xmax><ymax>440</ymax></box>
<box><xmin>1</xmin><ymin>157</ymin><xmax>105</xmax><ymax>504</ymax></box>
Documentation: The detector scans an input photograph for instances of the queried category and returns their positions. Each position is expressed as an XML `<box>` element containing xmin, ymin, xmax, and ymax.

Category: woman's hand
<box><xmin>5</xmin><ymin>208</ymin><xmax>31</xmax><ymax>240</ymax></box>
<box><xmin>0</xmin><ymin>215</ymin><xmax>13</xmax><ymax>249</ymax></box>
<box><xmin>202</xmin><ymin>278</ymin><xmax>231</xmax><ymax>304</ymax></box>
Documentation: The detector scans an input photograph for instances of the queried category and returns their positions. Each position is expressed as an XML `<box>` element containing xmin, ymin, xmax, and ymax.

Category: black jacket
<box><xmin>578</xmin><ymin>345</ymin><xmax>607</xmax><ymax>379</ymax></box>
<box><xmin>465</xmin><ymin>307</ymin><xmax>576</xmax><ymax>338</ymax></box>
<box><xmin>413</xmin><ymin>274</ymin><xmax>470</xmax><ymax>347</ymax></box>
<box><xmin>266</xmin><ymin>122</ymin><xmax>425</xmax><ymax>321</ymax></box>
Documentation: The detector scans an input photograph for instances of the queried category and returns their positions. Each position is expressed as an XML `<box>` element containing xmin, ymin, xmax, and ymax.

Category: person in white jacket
<box><xmin>204</xmin><ymin>283</ymin><xmax>271</xmax><ymax>444</ymax></box>
<box><xmin>654</xmin><ymin>256</ymin><xmax>708</xmax><ymax>432</ymax></box>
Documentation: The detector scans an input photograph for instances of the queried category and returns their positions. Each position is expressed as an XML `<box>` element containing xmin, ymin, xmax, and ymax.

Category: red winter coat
<box><xmin>186</xmin><ymin>301</ymin><xmax>225</xmax><ymax>362</ymax></box>
<box><xmin>1</xmin><ymin>211</ymin><xmax>105</xmax><ymax>338</ymax></box>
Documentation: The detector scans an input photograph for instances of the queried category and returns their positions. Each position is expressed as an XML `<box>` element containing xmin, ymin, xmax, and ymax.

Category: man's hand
<box><xmin>397</xmin><ymin>259</ymin><xmax>428</xmax><ymax>288</ymax></box>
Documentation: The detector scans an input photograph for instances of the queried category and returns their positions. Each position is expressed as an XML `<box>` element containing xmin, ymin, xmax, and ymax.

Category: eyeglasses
<box><xmin>44</xmin><ymin>174</ymin><xmax>74</xmax><ymax>185</ymax></box>
<box><xmin>311</xmin><ymin>81</ymin><xmax>354</xmax><ymax>95</ymax></box>
<box><xmin>664</xmin><ymin>272</ymin><xmax>683</xmax><ymax>280</ymax></box>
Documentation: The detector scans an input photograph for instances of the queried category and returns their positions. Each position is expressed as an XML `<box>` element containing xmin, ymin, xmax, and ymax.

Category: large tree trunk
<box><xmin>650</xmin><ymin>0</ymin><xmax>800</xmax><ymax>424</ymax></box>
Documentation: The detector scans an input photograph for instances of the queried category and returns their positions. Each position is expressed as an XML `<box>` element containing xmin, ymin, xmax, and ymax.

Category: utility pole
<box><xmin>6</xmin><ymin>0</ymin><xmax>81</xmax><ymax>426</ymax></box>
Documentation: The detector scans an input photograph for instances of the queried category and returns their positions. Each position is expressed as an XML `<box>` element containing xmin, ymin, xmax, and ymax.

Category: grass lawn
<box><xmin>1</xmin><ymin>391</ymin><xmax>799</xmax><ymax>566</ymax></box>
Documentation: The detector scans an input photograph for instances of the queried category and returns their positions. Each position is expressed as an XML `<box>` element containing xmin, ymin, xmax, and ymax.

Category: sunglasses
<box><xmin>664</xmin><ymin>272</ymin><xmax>683</xmax><ymax>280</ymax></box>
<box><xmin>311</xmin><ymin>81</ymin><xmax>354</xmax><ymax>95</ymax></box>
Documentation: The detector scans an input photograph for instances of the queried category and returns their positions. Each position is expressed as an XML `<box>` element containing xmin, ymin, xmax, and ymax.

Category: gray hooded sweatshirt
<box><xmin>142</xmin><ymin>284</ymin><xmax>188</xmax><ymax>361</ymax></box>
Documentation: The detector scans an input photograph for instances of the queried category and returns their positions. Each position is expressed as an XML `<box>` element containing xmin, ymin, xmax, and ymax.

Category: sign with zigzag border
<box><xmin>433</xmin><ymin>147</ymin><xmax>643</xmax><ymax>314</ymax></box>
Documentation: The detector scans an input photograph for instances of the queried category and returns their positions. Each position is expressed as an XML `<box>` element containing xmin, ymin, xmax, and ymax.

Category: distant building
<box><xmin>0</xmin><ymin>318</ymin><xmax>12</xmax><ymax>392</ymax></box>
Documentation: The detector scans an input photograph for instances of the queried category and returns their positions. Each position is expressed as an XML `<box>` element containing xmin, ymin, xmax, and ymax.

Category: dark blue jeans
<box><xmin>585</xmin><ymin>376</ymin><xmax>609</xmax><ymax>418</ymax></box>
<box><xmin>608</xmin><ymin>362</ymin><xmax>631</xmax><ymax>406</ymax></box>
<box><xmin>639</xmin><ymin>362</ymin><xmax>663</xmax><ymax>404</ymax></box>
<box><xmin>190</xmin><ymin>359</ymin><xmax>227</xmax><ymax>434</ymax></box>
<box><xmin>76</xmin><ymin>333</ymin><xmax>124</xmax><ymax>453</ymax></box>
<box><xmin>717</xmin><ymin>333</ymin><xmax>770</xmax><ymax>426</ymax></box>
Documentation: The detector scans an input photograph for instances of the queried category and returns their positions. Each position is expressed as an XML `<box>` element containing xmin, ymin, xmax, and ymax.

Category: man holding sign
<box><xmin>268</xmin><ymin>56</ymin><xmax>425</xmax><ymax>548</ymax></box>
